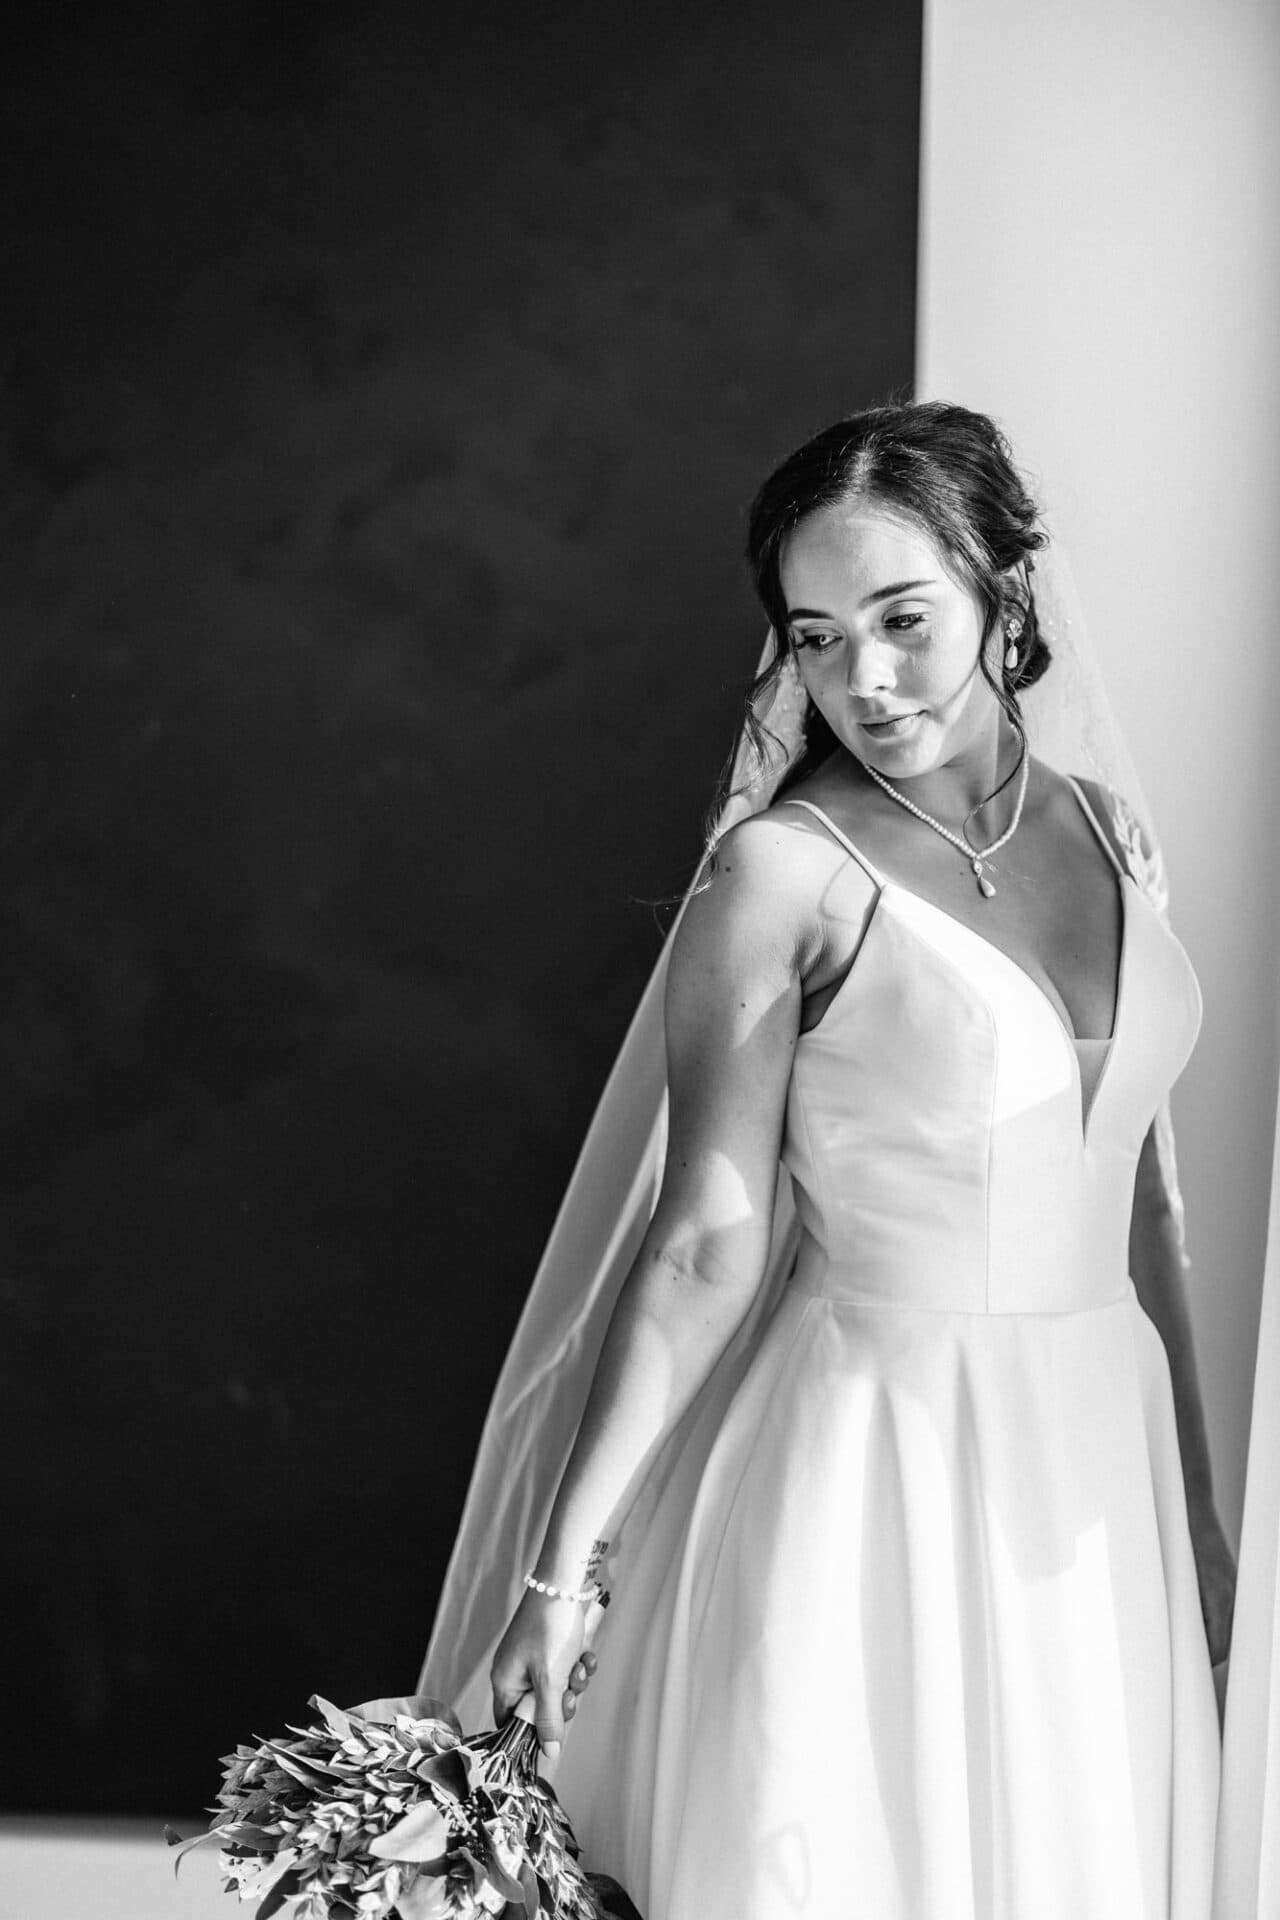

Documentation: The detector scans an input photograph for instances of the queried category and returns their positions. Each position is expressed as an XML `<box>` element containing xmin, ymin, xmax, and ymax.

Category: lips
<box><xmin>859</xmin><ymin>711</ymin><xmax>922</xmax><ymax>729</ymax></box>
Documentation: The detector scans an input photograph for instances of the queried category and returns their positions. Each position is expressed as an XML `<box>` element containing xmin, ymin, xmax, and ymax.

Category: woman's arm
<box><xmin>1128</xmin><ymin>1121</ymin><xmax>1236</xmax><ymax>1666</ymax></box>
<box><xmin>489</xmin><ymin>815</ymin><xmax>842</xmax><ymax>1749</ymax></box>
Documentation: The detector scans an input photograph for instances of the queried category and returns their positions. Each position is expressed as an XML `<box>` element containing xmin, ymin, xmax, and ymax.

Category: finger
<box><xmin>561</xmin><ymin>1692</ymin><xmax>578</xmax><ymax>1720</ymax></box>
<box><xmin>534</xmin><ymin>1672</ymin><xmax>566</xmax><ymax>1758</ymax></box>
<box><xmin>580</xmin><ymin>1650</ymin><xmax>598</xmax><ymax>1673</ymax></box>
<box><xmin>567</xmin><ymin>1662</ymin><xmax>590</xmax><ymax>1694</ymax></box>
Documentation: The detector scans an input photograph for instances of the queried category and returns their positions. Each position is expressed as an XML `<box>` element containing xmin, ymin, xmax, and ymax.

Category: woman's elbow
<box><xmin>637</xmin><ymin>1217</ymin><xmax>773</xmax><ymax>1319</ymax></box>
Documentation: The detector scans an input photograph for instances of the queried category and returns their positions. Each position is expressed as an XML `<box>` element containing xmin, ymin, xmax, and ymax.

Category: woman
<box><xmin>429</xmin><ymin>402</ymin><xmax>1235</xmax><ymax>1918</ymax></box>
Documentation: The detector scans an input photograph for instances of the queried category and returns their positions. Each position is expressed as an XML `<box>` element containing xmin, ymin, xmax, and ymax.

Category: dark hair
<box><xmin>714</xmin><ymin>398</ymin><xmax>1050</xmax><ymax>824</ymax></box>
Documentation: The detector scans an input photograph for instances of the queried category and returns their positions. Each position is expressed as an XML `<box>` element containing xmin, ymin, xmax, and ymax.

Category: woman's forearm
<box><xmin>1128</xmin><ymin>1132</ymin><xmax>1216</xmax><ymax>1512</ymax></box>
<box><xmin>533</xmin><ymin>1231</ymin><xmax>764</xmax><ymax>1587</ymax></box>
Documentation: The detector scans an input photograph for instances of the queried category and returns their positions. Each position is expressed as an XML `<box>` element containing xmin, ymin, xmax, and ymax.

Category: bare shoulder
<box><xmin>709</xmin><ymin>801</ymin><xmax>855</xmax><ymax>898</ymax></box>
<box><xmin>668</xmin><ymin>810</ymin><xmax>822</xmax><ymax>994</ymax></box>
<box><xmin>667</xmin><ymin>797</ymin><xmax>877</xmax><ymax>1022</ymax></box>
<box><xmin>656</xmin><ymin>806</ymin><xmax>851</xmax><ymax>1282</ymax></box>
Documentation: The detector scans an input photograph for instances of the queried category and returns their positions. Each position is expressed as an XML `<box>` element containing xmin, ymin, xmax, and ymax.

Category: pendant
<box><xmin>972</xmin><ymin>858</ymin><xmax>996</xmax><ymax>899</ymax></box>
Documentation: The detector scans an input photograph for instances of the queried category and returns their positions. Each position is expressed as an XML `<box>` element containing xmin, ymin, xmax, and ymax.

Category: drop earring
<box><xmin>1004</xmin><ymin>617</ymin><xmax>1023</xmax><ymax>673</ymax></box>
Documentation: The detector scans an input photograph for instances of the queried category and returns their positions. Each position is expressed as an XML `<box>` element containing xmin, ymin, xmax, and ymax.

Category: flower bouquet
<box><xmin>166</xmin><ymin>1690</ymin><xmax>641</xmax><ymax>1919</ymax></box>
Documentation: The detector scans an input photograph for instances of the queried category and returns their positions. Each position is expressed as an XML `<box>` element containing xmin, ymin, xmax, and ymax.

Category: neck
<box><xmin>856</xmin><ymin>711</ymin><xmax>1026</xmax><ymax>825</ymax></box>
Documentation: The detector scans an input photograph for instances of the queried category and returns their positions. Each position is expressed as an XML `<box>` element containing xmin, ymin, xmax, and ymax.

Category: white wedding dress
<box><xmin>550</xmin><ymin>781</ymin><xmax>1221</xmax><ymax>1920</ymax></box>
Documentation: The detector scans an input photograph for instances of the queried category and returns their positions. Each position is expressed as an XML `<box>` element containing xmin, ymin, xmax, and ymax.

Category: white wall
<box><xmin>917</xmin><ymin>0</ymin><xmax>1280</xmax><ymax>1546</ymax></box>
<box><xmin>0</xmin><ymin>1818</ymin><xmax>230</xmax><ymax>1920</ymax></box>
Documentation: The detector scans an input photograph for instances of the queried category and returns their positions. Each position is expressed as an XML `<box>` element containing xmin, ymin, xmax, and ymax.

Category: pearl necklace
<box><xmin>862</xmin><ymin>744</ymin><xmax>1031</xmax><ymax>898</ymax></box>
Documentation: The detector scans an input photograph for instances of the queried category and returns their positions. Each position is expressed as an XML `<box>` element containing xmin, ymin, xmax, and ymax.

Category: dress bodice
<box><xmin>779</xmin><ymin>795</ymin><xmax>1202</xmax><ymax>1316</ymax></box>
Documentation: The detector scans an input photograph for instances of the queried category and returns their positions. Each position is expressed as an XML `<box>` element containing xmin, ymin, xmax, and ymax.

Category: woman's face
<box><xmin>779</xmin><ymin>503</ymin><xmax>1004</xmax><ymax>779</ymax></box>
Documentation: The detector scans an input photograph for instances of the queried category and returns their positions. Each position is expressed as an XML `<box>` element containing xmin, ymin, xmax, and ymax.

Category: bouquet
<box><xmin>166</xmin><ymin>1691</ymin><xmax>641</xmax><ymax>1920</ymax></box>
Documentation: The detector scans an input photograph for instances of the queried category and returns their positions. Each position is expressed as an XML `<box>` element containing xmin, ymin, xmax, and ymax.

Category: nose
<box><xmin>844</xmin><ymin>635</ymin><xmax>896</xmax><ymax>697</ymax></box>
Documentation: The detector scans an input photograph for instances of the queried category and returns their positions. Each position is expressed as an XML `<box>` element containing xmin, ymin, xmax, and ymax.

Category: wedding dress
<box><xmin>542</xmin><ymin>779</ymin><xmax>1219</xmax><ymax>1919</ymax></box>
<box><xmin>419</xmin><ymin>543</ymin><xmax>1221</xmax><ymax>1917</ymax></box>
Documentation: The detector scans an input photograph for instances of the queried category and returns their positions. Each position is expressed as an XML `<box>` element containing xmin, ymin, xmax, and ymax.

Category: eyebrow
<box><xmin>787</xmin><ymin>579</ymin><xmax>937</xmax><ymax>619</ymax></box>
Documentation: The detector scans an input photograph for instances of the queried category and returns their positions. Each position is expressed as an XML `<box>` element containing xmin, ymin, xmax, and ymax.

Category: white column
<box><xmin>917</xmin><ymin>0</ymin><xmax>1280</xmax><ymax>1555</ymax></box>
<box><xmin>1214</xmin><ymin>1060</ymin><xmax>1280</xmax><ymax>1913</ymax></box>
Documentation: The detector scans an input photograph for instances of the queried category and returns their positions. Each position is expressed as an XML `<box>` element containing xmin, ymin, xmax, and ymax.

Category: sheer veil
<box><xmin>419</xmin><ymin>533</ymin><xmax>1192</xmax><ymax>1726</ymax></box>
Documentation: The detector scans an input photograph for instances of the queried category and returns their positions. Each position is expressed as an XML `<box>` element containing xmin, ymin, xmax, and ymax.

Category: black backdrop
<box><xmin>0</xmin><ymin>0</ymin><xmax>920</xmax><ymax>1813</ymax></box>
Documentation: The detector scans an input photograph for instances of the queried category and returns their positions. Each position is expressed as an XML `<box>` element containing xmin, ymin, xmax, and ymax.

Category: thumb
<box><xmin>533</xmin><ymin>1669</ymin><xmax>566</xmax><ymax>1760</ymax></box>
<box><xmin>490</xmin><ymin>1652</ymin><xmax>533</xmax><ymax>1728</ymax></box>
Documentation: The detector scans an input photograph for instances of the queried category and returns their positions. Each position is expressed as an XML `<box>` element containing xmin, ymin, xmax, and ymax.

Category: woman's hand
<box><xmin>489</xmin><ymin>1590</ymin><xmax>599</xmax><ymax>1757</ymax></box>
<box><xmin>1126</xmin><ymin>1125</ymin><xmax>1236</xmax><ymax>1675</ymax></box>
<box><xmin>1188</xmin><ymin>1495</ymin><xmax>1236</xmax><ymax>1668</ymax></box>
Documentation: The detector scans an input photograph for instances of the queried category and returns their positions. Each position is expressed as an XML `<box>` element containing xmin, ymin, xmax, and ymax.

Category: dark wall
<box><xmin>0</xmin><ymin>1</ymin><xmax>920</xmax><ymax>1813</ymax></box>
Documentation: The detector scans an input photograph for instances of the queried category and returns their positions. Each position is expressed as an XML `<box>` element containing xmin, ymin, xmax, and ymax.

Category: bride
<box><xmin>423</xmin><ymin>400</ymin><xmax>1235</xmax><ymax>1918</ymax></box>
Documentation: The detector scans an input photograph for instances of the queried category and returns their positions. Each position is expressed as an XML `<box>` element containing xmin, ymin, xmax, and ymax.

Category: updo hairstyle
<box><xmin>727</xmin><ymin>398</ymin><xmax>1050</xmax><ymax>812</ymax></box>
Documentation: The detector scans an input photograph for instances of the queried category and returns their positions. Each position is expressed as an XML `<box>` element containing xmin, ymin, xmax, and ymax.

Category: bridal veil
<box><xmin>418</xmin><ymin>534</ymin><xmax>1192</xmax><ymax>1731</ymax></box>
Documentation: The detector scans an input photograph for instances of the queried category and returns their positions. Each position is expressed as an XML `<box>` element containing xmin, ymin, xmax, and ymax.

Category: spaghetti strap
<box><xmin>791</xmin><ymin>783</ymin><xmax>1127</xmax><ymax>889</ymax></box>
<box><xmin>777</xmin><ymin>798</ymin><xmax>887</xmax><ymax>887</ymax></box>
<box><xmin>1065</xmin><ymin>776</ymin><xmax>1127</xmax><ymax>880</ymax></box>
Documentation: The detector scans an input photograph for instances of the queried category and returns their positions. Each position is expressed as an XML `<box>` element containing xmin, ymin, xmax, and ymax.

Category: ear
<box><xmin>998</xmin><ymin>561</ymin><xmax>1031</xmax><ymax>624</ymax></box>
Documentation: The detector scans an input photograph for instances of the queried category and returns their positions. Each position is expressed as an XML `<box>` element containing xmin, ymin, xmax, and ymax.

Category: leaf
<box><xmin>414</xmin><ymin>1748</ymin><xmax>472</xmax><ymax>1800</ymax></box>
<box><xmin>394</xmin><ymin>1873</ymin><xmax>454</xmax><ymax>1920</ymax></box>
<box><xmin>165</xmin><ymin>1825</ymin><xmax>223</xmax><ymax>1876</ymax></box>
<box><xmin>257</xmin><ymin>1866</ymin><xmax>304</xmax><ymax>1920</ymax></box>
<box><xmin>586</xmin><ymin>1872</ymin><xmax>645</xmax><ymax>1920</ymax></box>
<box><xmin>257</xmin><ymin>1740</ymin><xmax>336</xmax><ymax>1787</ymax></box>
<box><xmin>477</xmin><ymin>1827</ymin><xmax>526</xmax><ymax>1903</ymax></box>
<box><xmin>456</xmin><ymin>1846</ymin><xmax>510</xmax><ymax>1915</ymax></box>
<box><xmin>235</xmin><ymin>1852</ymin><xmax>300</xmax><ymax>1909</ymax></box>
<box><xmin>216</xmin><ymin>1822</ymin><xmax>284</xmax><ymax>1853</ymax></box>
<box><xmin>517</xmin><ymin>1860</ymin><xmax>542</xmax><ymax>1917</ymax></box>
<box><xmin>368</xmin><ymin>1800</ymin><xmax>451</xmax><ymax>1863</ymax></box>
<box><xmin>311</xmin><ymin>1695</ymin><xmax>357</xmax><ymax>1741</ymax></box>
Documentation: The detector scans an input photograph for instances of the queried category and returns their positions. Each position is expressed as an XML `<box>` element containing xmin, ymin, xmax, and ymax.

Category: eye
<box><xmin>884</xmin><ymin>612</ymin><xmax>927</xmax><ymax>632</ymax></box>
<box><xmin>791</xmin><ymin>628</ymin><xmax>840</xmax><ymax>653</ymax></box>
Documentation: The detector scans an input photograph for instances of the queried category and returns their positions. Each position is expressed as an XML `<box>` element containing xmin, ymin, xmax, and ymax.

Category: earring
<box><xmin>1004</xmin><ymin>617</ymin><xmax>1023</xmax><ymax>672</ymax></box>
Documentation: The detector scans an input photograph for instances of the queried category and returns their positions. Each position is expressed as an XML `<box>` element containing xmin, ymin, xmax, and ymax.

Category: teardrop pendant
<box><xmin>862</xmin><ymin>745</ymin><xmax>1029</xmax><ymax>900</ymax></box>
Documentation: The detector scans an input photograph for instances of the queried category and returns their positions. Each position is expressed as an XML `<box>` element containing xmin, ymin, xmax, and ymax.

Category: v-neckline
<box><xmin>882</xmin><ymin>873</ymin><xmax>1130</xmax><ymax>1054</ymax></box>
<box><xmin>783</xmin><ymin>792</ymin><xmax>1133</xmax><ymax>1144</ymax></box>
<box><xmin>880</xmin><ymin>876</ymin><xmax>1132</xmax><ymax>1143</ymax></box>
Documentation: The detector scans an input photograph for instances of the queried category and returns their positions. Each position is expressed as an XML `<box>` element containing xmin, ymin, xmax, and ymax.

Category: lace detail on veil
<box><xmin>1110</xmin><ymin>790</ymin><xmax>1170</xmax><ymax>920</ymax></box>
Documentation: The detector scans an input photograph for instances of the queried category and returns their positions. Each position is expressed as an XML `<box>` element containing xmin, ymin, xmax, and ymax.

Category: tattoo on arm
<box><xmin>585</xmin><ymin>1538</ymin><xmax>609</xmax><ymax>1580</ymax></box>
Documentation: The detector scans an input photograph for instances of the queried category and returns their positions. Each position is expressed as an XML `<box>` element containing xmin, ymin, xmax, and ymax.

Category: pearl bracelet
<box><xmin>523</xmin><ymin>1571</ymin><xmax>606</xmax><ymax>1606</ymax></box>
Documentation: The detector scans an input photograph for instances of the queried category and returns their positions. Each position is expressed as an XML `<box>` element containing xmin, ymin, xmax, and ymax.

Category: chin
<box><xmin>848</xmin><ymin>718</ymin><xmax>939</xmax><ymax>777</ymax></box>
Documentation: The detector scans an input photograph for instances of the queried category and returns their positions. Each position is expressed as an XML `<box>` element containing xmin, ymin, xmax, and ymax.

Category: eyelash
<box><xmin>792</xmin><ymin>613</ymin><xmax>927</xmax><ymax>651</ymax></box>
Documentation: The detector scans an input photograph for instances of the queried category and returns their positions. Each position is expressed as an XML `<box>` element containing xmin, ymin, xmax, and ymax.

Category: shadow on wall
<box><xmin>0</xmin><ymin>0</ymin><xmax>920</xmax><ymax>1810</ymax></box>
